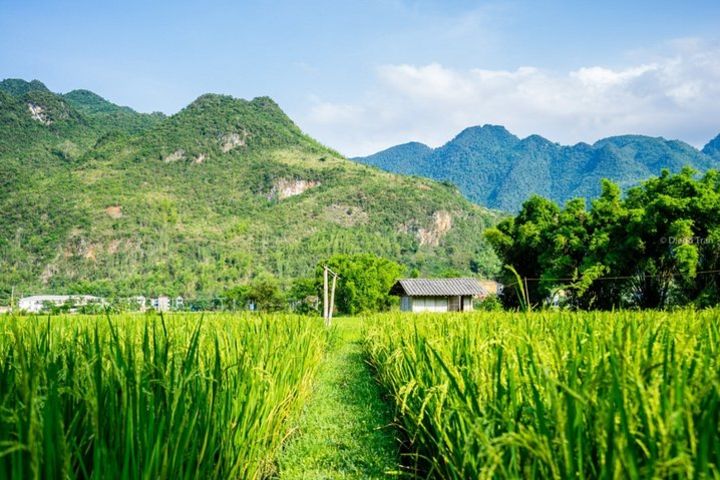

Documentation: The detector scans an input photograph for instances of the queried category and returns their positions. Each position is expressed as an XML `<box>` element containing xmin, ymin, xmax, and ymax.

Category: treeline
<box><xmin>486</xmin><ymin>168</ymin><xmax>720</xmax><ymax>309</ymax></box>
<box><xmin>7</xmin><ymin>254</ymin><xmax>404</xmax><ymax>315</ymax></box>
<box><xmin>222</xmin><ymin>253</ymin><xmax>404</xmax><ymax>315</ymax></box>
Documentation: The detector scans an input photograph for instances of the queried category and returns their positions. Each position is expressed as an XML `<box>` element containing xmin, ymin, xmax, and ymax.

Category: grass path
<box><xmin>276</xmin><ymin>318</ymin><xmax>400</xmax><ymax>479</ymax></box>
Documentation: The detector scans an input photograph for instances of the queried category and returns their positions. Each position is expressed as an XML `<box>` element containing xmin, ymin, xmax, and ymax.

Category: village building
<box><xmin>390</xmin><ymin>278</ymin><xmax>487</xmax><ymax>313</ymax></box>
<box><xmin>18</xmin><ymin>295</ymin><xmax>104</xmax><ymax>313</ymax></box>
<box><xmin>150</xmin><ymin>295</ymin><xmax>171</xmax><ymax>312</ymax></box>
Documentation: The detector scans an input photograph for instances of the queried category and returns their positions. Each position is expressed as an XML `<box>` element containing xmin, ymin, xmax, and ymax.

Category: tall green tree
<box><xmin>487</xmin><ymin>169</ymin><xmax>720</xmax><ymax>309</ymax></box>
<box><xmin>622</xmin><ymin>168</ymin><xmax>702</xmax><ymax>307</ymax></box>
<box><xmin>222</xmin><ymin>273</ymin><xmax>286</xmax><ymax>311</ymax></box>
<box><xmin>485</xmin><ymin>196</ymin><xmax>559</xmax><ymax>307</ymax></box>
<box><xmin>578</xmin><ymin>180</ymin><xmax>632</xmax><ymax>309</ymax></box>
<box><xmin>316</xmin><ymin>254</ymin><xmax>404</xmax><ymax>315</ymax></box>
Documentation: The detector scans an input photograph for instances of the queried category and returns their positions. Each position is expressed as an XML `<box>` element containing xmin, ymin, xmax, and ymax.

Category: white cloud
<box><xmin>298</xmin><ymin>40</ymin><xmax>720</xmax><ymax>157</ymax></box>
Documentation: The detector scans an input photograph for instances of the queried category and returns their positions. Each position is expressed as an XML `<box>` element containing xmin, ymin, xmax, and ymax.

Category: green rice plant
<box><xmin>364</xmin><ymin>310</ymin><xmax>720</xmax><ymax>479</ymax></box>
<box><xmin>0</xmin><ymin>312</ymin><xmax>329</xmax><ymax>479</ymax></box>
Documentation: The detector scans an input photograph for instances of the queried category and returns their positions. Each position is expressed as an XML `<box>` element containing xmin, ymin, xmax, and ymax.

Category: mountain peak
<box><xmin>520</xmin><ymin>134</ymin><xmax>554</xmax><ymax>147</ymax></box>
<box><xmin>457</xmin><ymin>124</ymin><xmax>512</xmax><ymax>138</ymax></box>
<box><xmin>134</xmin><ymin>93</ymin><xmax>315</xmax><ymax>157</ymax></box>
<box><xmin>184</xmin><ymin>94</ymin><xmax>285</xmax><ymax>119</ymax></box>
<box><xmin>186</xmin><ymin>93</ymin><xmax>236</xmax><ymax>109</ymax></box>
<box><xmin>63</xmin><ymin>89</ymin><xmax>136</xmax><ymax>115</ymax></box>
<box><xmin>450</xmin><ymin>124</ymin><xmax>519</xmax><ymax>150</ymax></box>
<box><xmin>249</xmin><ymin>95</ymin><xmax>281</xmax><ymax>109</ymax></box>
<box><xmin>0</xmin><ymin>78</ymin><xmax>50</xmax><ymax>96</ymax></box>
<box><xmin>702</xmin><ymin>134</ymin><xmax>720</xmax><ymax>160</ymax></box>
<box><xmin>592</xmin><ymin>134</ymin><xmax>667</xmax><ymax>149</ymax></box>
<box><xmin>354</xmin><ymin>124</ymin><xmax>720</xmax><ymax>211</ymax></box>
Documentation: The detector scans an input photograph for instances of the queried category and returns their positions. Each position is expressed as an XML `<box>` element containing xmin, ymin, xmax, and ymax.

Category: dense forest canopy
<box><xmin>486</xmin><ymin>168</ymin><xmax>720</xmax><ymax>309</ymax></box>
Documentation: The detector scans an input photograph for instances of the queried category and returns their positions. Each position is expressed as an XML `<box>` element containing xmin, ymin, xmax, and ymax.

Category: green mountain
<box><xmin>354</xmin><ymin>126</ymin><xmax>720</xmax><ymax>211</ymax></box>
<box><xmin>63</xmin><ymin>89</ymin><xmax>166</xmax><ymax>134</ymax></box>
<box><xmin>0</xmin><ymin>78</ymin><xmax>50</xmax><ymax>96</ymax></box>
<box><xmin>703</xmin><ymin>134</ymin><xmax>720</xmax><ymax>160</ymax></box>
<box><xmin>0</xmin><ymin>79</ymin><xmax>500</xmax><ymax>298</ymax></box>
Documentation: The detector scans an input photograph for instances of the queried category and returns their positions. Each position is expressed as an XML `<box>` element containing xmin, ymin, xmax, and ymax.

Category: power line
<box><xmin>502</xmin><ymin>268</ymin><xmax>720</xmax><ymax>289</ymax></box>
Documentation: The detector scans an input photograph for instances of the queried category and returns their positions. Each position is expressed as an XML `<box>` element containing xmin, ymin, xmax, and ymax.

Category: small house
<box><xmin>390</xmin><ymin>278</ymin><xmax>486</xmax><ymax>313</ymax></box>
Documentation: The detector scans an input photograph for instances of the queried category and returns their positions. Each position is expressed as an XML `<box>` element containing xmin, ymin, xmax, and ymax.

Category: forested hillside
<box><xmin>0</xmin><ymin>79</ymin><xmax>500</xmax><ymax>299</ymax></box>
<box><xmin>355</xmin><ymin>125</ymin><xmax>720</xmax><ymax>211</ymax></box>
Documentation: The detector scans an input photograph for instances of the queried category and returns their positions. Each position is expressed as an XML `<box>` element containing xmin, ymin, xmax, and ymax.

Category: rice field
<box><xmin>3</xmin><ymin>310</ymin><xmax>720</xmax><ymax>479</ymax></box>
<box><xmin>363</xmin><ymin>310</ymin><xmax>720</xmax><ymax>479</ymax></box>
<box><xmin>0</xmin><ymin>313</ymin><xmax>330</xmax><ymax>480</ymax></box>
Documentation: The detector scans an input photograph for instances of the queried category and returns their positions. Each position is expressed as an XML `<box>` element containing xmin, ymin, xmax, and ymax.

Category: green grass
<box><xmin>363</xmin><ymin>310</ymin><xmax>720</xmax><ymax>479</ymax></box>
<box><xmin>0</xmin><ymin>312</ymin><xmax>329</xmax><ymax>479</ymax></box>
<box><xmin>277</xmin><ymin>317</ymin><xmax>401</xmax><ymax>479</ymax></box>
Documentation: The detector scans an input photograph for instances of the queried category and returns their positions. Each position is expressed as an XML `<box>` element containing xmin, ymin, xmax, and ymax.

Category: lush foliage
<box><xmin>355</xmin><ymin>125</ymin><xmax>720</xmax><ymax>211</ymax></box>
<box><xmin>0</xmin><ymin>313</ymin><xmax>329</xmax><ymax>479</ymax></box>
<box><xmin>222</xmin><ymin>273</ymin><xmax>287</xmax><ymax>311</ymax></box>
<box><xmin>315</xmin><ymin>254</ymin><xmax>405</xmax><ymax>315</ymax></box>
<box><xmin>364</xmin><ymin>310</ymin><xmax>720</xmax><ymax>479</ymax></box>
<box><xmin>218</xmin><ymin>254</ymin><xmax>404</xmax><ymax>314</ymax></box>
<box><xmin>486</xmin><ymin>168</ymin><xmax>720</xmax><ymax>309</ymax></box>
<box><xmin>0</xmin><ymin>79</ymin><xmax>500</xmax><ymax>302</ymax></box>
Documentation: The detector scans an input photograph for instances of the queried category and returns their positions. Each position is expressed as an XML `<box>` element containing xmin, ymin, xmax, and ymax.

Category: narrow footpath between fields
<box><xmin>276</xmin><ymin>318</ymin><xmax>400</xmax><ymax>479</ymax></box>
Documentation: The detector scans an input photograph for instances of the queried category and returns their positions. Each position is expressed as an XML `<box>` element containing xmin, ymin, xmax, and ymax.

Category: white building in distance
<box><xmin>18</xmin><ymin>295</ymin><xmax>104</xmax><ymax>313</ymax></box>
<box><xmin>150</xmin><ymin>295</ymin><xmax>171</xmax><ymax>312</ymax></box>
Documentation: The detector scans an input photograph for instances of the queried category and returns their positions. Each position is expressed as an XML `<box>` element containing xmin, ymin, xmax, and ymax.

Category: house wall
<box><xmin>411</xmin><ymin>296</ymin><xmax>449</xmax><ymax>313</ymax></box>
<box><xmin>462</xmin><ymin>295</ymin><xmax>474</xmax><ymax>311</ymax></box>
<box><xmin>402</xmin><ymin>295</ymin><xmax>475</xmax><ymax>313</ymax></box>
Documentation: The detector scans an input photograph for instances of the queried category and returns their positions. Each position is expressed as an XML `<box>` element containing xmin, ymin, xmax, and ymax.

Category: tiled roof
<box><xmin>390</xmin><ymin>278</ymin><xmax>486</xmax><ymax>296</ymax></box>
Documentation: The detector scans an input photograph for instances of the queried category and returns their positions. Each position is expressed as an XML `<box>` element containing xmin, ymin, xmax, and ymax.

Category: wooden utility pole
<box><xmin>322</xmin><ymin>265</ymin><xmax>339</xmax><ymax>326</ymax></box>
<box><xmin>329</xmin><ymin>273</ymin><xmax>337</xmax><ymax>325</ymax></box>
<box><xmin>323</xmin><ymin>266</ymin><xmax>329</xmax><ymax>322</ymax></box>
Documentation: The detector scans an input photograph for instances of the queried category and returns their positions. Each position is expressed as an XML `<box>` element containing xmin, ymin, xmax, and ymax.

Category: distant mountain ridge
<box><xmin>354</xmin><ymin>126</ymin><xmax>720</xmax><ymax>211</ymax></box>
<box><xmin>0</xmin><ymin>78</ymin><xmax>500</xmax><ymax>298</ymax></box>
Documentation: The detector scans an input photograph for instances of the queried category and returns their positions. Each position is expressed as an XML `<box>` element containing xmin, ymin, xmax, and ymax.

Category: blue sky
<box><xmin>1</xmin><ymin>0</ymin><xmax>719</xmax><ymax>155</ymax></box>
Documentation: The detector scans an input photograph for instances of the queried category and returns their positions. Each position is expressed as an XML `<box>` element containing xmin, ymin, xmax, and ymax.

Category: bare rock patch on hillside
<box><xmin>416</xmin><ymin>210</ymin><xmax>453</xmax><ymax>247</ymax></box>
<box><xmin>163</xmin><ymin>149</ymin><xmax>186</xmax><ymax>163</ymax></box>
<box><xmin>220</xmin><ymin>130</ymin><xmax>250</xmax><ymax>152</ymax></box>
<box><xmin>28</xmin><ymin>103</ymin><xmax>51</xmax><ymax>125</ymax></box>
<box><xmin>268</xmin><ymin>178</ymin><xmax>320</xmax><ymax>200</ymax></box>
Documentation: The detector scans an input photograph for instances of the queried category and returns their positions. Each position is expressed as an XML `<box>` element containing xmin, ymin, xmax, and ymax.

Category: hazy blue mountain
<box><xmin>703</xmin><ymin>134</ymin><xmax>720</xmax><ymax>160</ymax></box>
<box><xmin>355</xmin><ymin>125</ymin><xmax>720</xmax><ymax>211</ymax></box>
